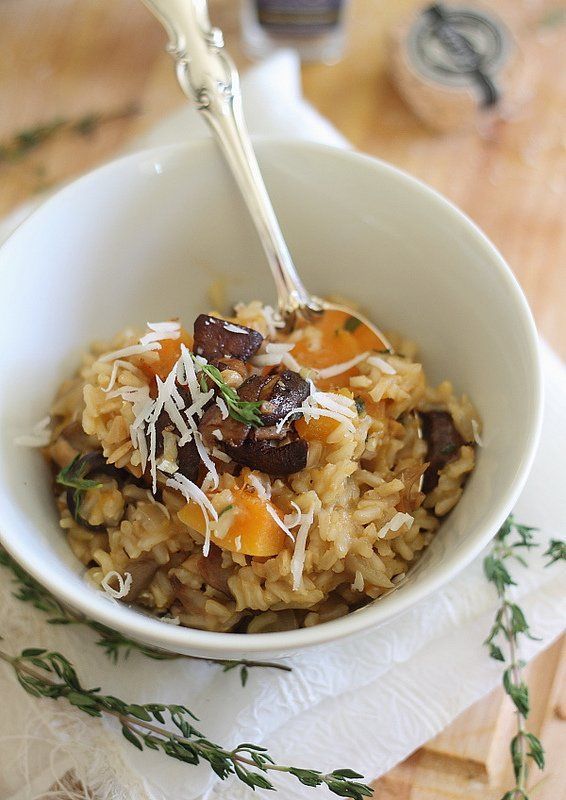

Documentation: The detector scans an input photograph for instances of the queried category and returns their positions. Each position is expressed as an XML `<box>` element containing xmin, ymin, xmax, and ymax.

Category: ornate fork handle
<box><xmin>142</xmin><ymin>0</ymin><xmax>318</xmax><ymax>319</ymax></box>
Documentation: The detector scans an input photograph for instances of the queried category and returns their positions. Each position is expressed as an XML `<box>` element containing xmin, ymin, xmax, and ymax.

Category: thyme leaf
<box><xmin>0</xmin><ymin>547</ymin><xmax>290</xmax><ymax>685</ymax></box>
<box><xmin>0</xmin><ymin>104</ymin><xmax>140</xmax><ymax>165</ymax></box>
<box><xmin>0</xmin><ymin>646</ymin><xmax>371</xmax><ymax>798</ymax></box>
<box><xmin>56</xmin><ymin>455</ymin><xmax>103</xmax><ymax>492</ymax></box>
<box><xmin>192</xmin><ymin>355</ymin><xmax>263</xmax><ymax>426</ymax></box>
<box><xmin>483</xmin><ymin>515</ymin><xmax>565</xmax><ymax>800</ymax></box>
<box><xmin>543</xmin><ymin>539</ymin><xmax>566</xmax><ymax>566</ymax></box>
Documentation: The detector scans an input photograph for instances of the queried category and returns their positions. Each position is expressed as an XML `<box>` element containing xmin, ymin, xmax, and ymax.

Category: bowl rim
<box><xmin>0</xmin><ymin>137</ymin><xmax>544</xmax><ymax>655</ymax></box>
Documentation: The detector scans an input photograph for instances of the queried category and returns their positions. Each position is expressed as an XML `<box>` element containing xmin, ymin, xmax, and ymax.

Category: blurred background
<box><xmin>1</xmin><ymin>1</ymin><xmax>565</xmax><ymax>362</ymax></box>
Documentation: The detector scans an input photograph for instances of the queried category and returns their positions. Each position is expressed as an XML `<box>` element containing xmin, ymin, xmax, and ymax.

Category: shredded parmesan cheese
<box><xmin>156</xmin><ymin>459</ymin><xmax>178</xmax><ymax>475</ymax></box>
<box><xmin>316</xmin><ymin>351</ymin><xmax>370</xmax><ymax>379</ymax></box>
<box><xmin>211</xmin><ymin>447</ymin><xmax>231</xmax><ymax>463</ymax></box>
<box><xmin>281</xmin><ymin>351</ymin><xmax>302</xmax><ymax>371</ymax></box>
<box><xmin>159</xmin><ymin>615</ymin><xmax>181</xmax><ymax>625</ymax></box>
<box><xmin>245</xmin><ymin>472</ymin><xmax>271</xmax><ymax>499</ymax></box>
<box><xmin>472</xmin><ymin>419</ymin><xmax>483</xmax><ymax>446</ymax></box>
<box><xmin>283</xmin><ymin>501</ymin><xmax>302</xmax><ymax>529</ymax></box>
<box><xmin>275</xmin><ymin>383</ymin><xmax>357</xmax><ymax>434</ymax></box>
<box><xmin>251</xmin><ymin>342</ymin><xmax>296</xmax><ymax>367</ymax></box>
<box><xmin>367</xmin><ymin>355</ymin><xmax>396</xmax><ymax>375</ymax></box>
<box><xmin>140</xmin><ymin>320</ymin><xmax>181</xmax><ymax>346</ymax></box>
<box><xmin>351</xmin><ymin>570</ymin><xmax>365</xmax><ymax>592</ymax></box>
<box><xmin>377</xmin><ymin>512</ymin><xmax>414</xmax><ymax>539</ymax></box>
<box><xmin>265</xmin><ymin>503</ymin><xmax>295</xmax><ymax>541</ymax></box>
<box><xmin>166</xmin><ymin>473</ymin><xmax>218</xmax><ymax>556</ymax></box>
<box><xmin>103</xmin><ymin>359</ymin><xmax>142</xmax><ymax>393</ymax></box>
<box><xmin>260</xmin><ymin>304</ymin><xmax>285</xmax><ymax>338</ymax></box>
<box><xmin>215</xmin><ymin>396</ymin><xmax>229</xmax><ymax>420</ymax></box>
<box><xmin>223</xmin><ymin>322</ymin><xmax>248</xmax><ymax>334</ymax></box>
<box><xmin>99</xmin><ymin>342</ymin><xmax>161</xmax><ymax>363</ymax></box>
<box><xmin>290</xmin><ymin>508</ymin><xmax>315</xmax><ymax>590</ymax></box>
<box><xmin>101</xmin><ymin>571</ymin><xmax>132</xmax><ymax>599</ymax></box>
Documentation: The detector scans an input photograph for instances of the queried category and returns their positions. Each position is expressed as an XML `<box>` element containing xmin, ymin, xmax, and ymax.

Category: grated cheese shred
<box><xmin>101</xmin><ymin>571</ymin><xmax>132</xmax><ymax>599</ymax></box>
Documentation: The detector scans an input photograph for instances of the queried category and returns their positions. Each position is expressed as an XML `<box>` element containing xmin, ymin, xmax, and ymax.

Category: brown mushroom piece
<box><xmin>197</xmin><ymin>405</ymin><xmax>250</xmax><ymax>448</ymax></box>
<box><xmin>193</xmin><ymin>314</ymin><xmax>263</xmax><ymax>362</ymax></box>
<box><xmin>122</xmin><ymin>556</ymin><xmax>160</xmax><ymax>602</ymax></box>
<box><xmin>238</xmin><ymin>370</ymin><xmax>310</xmax><ymax>434</ymax></box>
<box><xmin>197</xmin><ymin>544</ymin><xmax>232</xmax><ymax>596</ymax></box>
<box><xmin>154</xmin><ymin>407</ymin><xmax>201</xmax><ymax>483</ymax></box>
<box><xmin>213</xmin><ymin>357</ymin><xmax>250</xmax><ymax>381</ymax></box>
<box><xmin>255</xmin><ymin>370</ymin><xmax>310</xmax><ymax>426</ymax></box>
<box><xmin>420</xmin><ymin>411</ymin><xmax>465</xmax><ymax>494</ymax></box>
<box><xmin>223</xmin><ymin>436</ymin><xmax>308</xmax><ymax>475</ymax></box>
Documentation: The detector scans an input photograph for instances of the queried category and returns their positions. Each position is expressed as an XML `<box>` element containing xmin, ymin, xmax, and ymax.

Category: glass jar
<box><xmin>241</xmin><ymin>0</ymin><xmax>349</xmax><ymax>63</ymax></box>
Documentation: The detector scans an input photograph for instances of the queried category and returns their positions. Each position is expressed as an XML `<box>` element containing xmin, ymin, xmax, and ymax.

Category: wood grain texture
<box><xmin>1</xmin><ymin>0</ymin><xmax>565</xmax><ymax>354</ymax></box>
<box><xmin>374</xmin><ymin>636</ymin><xmax>566</xmax><ymax>799</ymax></box>
<box><xmin>1</xmin><ymin>0</ymin><xmax>564</xmax><ymax>797</ymax></box>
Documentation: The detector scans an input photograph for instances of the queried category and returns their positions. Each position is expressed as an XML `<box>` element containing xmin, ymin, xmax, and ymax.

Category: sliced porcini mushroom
<box><xmin>197</xmin><ymin>544</ymin><xmax>232</xmax><ymax>596</ymax></box>
<box><xmin>198</xmin><ymin>404</ymin><xmax>250</xmax><ymax>448</ymax></box>
<box><xmin>177</xmin><ymin>438</ymin><xmax>201</xmax><ymax>483</ymax></box>
<box><xmin>122</xmin><ymin>556</ymin><xmax>160</xmax><ymax>602</ymax></box>
<box><xmin>238</xmin><ymin>373</ymin><xmax>280</xmax><ymax>403</ymax></box>
<box><xmin>238</xmin><ymin>370</ymin><xmax>309</xmax><ymax>426</ymax></box>
<box><xmin>256</xmin><ymin>370</ymin><xmax>310</xmax><ymax>426</ymax></box>
<box><xmin>254</xmin><ymin>424</ymin><xmax>289</xmax><ymax>441</ymax></box>
<box><xmin>223</xmin><ymin>436</ymin><xmax>308</xmax><ymax>475</ymax></box>
<box><xmin>213</xmin><ymin>357</ymin><xmax>250</xmax><ymax>382</ymax></box>
<box><xmin>154</xmin><ymin>407</ymin><xmax>202</xmax><ymax>483</ymax></box>
<box><xmin>193</xmin><ymin>314</ymin><xmax>263</xmax><ymax>362</ymax></box>
<box><xmin>420</xmin><ymin>410</ymin><xmax>465</xmax><ymax>493</ymax></box>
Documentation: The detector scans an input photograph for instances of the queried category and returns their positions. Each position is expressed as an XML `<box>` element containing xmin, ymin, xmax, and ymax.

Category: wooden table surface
<box><xmin>1</xmin><ymin>0</ymin><xmax>564</xmax><ymax>798</ymax></box>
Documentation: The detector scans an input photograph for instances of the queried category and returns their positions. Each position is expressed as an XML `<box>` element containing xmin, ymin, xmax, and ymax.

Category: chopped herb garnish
<box><xmin>483</xmin><ymin>516</ymin><xmax>566</xmax><ymax>798</ymax></box>
<box><xmin>218</xmin><ymin>504</ymin><xmax>234</xmax><ymax>518</ymax></box>
<box><xmin>191</xmin><ymin>355</ymin><xmax>263</xmax><ymax>426</ymax></box>
<box><xmin>354</xmin><ymin>396</ymin><xmax>366</xmax><ymax>415</ymax></box>
<box><xmin>0</xmin><ymin>545</ymin><xmax>291</xmax><ymax>682</ymax></box>
<box><xmin>343</xmin><ymin>316</ymin><xmax>362</xmax><ymax>333</ymax></box>
<box><xmin>0</xmin><ymin>645</ymin><xmax>370</xmax><ymax>797</ymax></box>
<box><xmin>55</xmin><ymin>453</ymin><xmax>114</xmax><ymax>527</ymax></box>
<box><xmin>56</xmin><ymin>456</ymin><xmax>103</xmax><ymax>492</ymax></box>
<box><xmin>0</xmin><ymin>104</ymin><xmax>140</xmax><ymax>165</ymax></box>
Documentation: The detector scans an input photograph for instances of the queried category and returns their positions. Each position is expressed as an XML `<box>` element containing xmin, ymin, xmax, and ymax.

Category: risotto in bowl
<box><xmin>43</xmin><ymin>304</ymin><xmax>478</xmax><ymax>633</ymax></box>
<box><xmin>0</xmin><ymin>140</ymin><xmax>541</xmax><ymax>657</ymax></box>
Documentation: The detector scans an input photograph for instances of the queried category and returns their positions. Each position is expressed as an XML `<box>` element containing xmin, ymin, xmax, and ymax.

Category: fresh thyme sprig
<box><xmin>484</xmin><ymin>516</ymin><xmax>565</xmax><ymax>800</ymax></box>
<box><xmin>0</xmin><ymin>646</ymin><xmax>371</xmax><ymax>799</ymax></box>
<box><xmin>0</xmin><ymin>104</ymin><xmax>140</xmax><ymax>165</ymax></box>
<box><xmin>192</xmin><ymin>354</ymin><xmax>263</xmax><ymax>426</ymax></box>
<box><xmin>0</xmin><ymin>547</ymin><xmax>290</xmax><ymax>684</ymax></box>
<box><xmin>543</xmin><ymin>539</ymin><xmax>566</xmax><ymax>566</ymax></box>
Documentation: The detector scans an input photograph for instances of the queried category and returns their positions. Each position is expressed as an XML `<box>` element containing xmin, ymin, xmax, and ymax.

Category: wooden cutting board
<box><xmin>1</xmin><ymin>1</ymin><xmax>564</xmax><ymax>797</ymax></box>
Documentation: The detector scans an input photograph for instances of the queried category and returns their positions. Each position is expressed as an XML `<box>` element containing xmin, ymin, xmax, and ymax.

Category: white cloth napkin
<box><xmin>0</xmin><ymin>50</ymin><xmax>564</xmax><ymax>800</ymax></box>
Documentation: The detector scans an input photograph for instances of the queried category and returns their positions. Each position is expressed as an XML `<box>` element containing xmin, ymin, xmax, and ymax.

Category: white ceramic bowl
<box><xmin>0</xmin><ymin>139</ymin><xmax>542</xmax><ymax>659</ymax></box>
